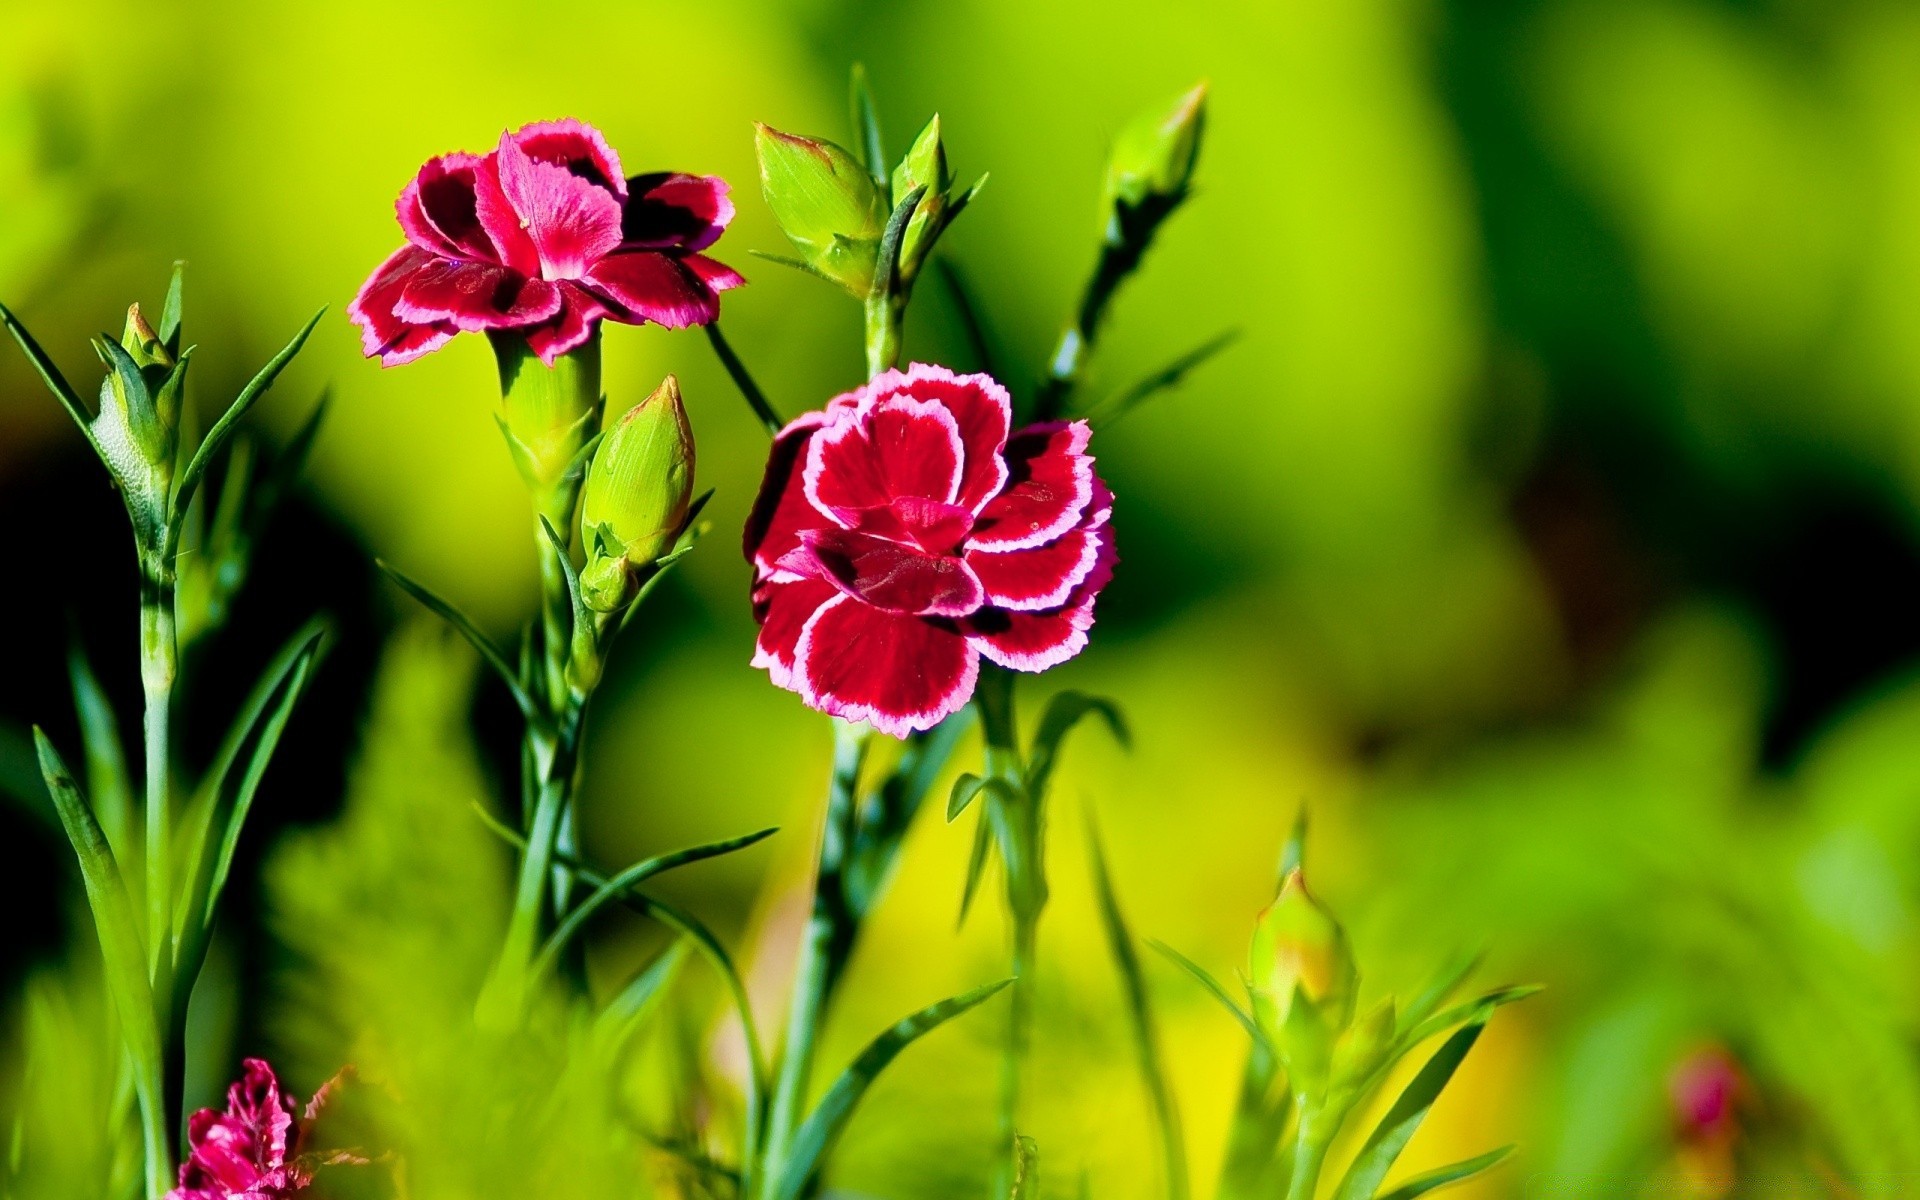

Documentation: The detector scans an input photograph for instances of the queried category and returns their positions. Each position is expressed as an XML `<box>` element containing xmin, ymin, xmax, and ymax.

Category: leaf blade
<box><xmin>1373</xmin><ymin>1145</ymin><xmax>1514</xmax><ymax>1200</ymax></box>
<box><xmin>1331</xmin><ymin>1020</ymin><xmax>1490</xmax><ymax>1200</ymax></box>
<box><xmin>377</xmin><ymin>560</ymin><xmax>538</xmax><ymax>721</ymax></box>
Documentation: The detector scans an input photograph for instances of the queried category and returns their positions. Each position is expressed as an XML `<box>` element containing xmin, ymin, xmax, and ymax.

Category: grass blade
<box><xmin>705</xmin><ymin>323</ymin><xmax>783</xmax><ymax>434</ymax></box>
<box><xmin>377</xmin><ymin>560</ymin><xmax>538</xmax><ymax>721</ymax></box>
<box><xmin>1330</xmin><ymin>1020</ymin><xmax>1489</xmax><ymax>1200</ymax></box>
<box><xmin>1373</xmin><ymin>1146</ymin><xmax>1514</xmax><ymax>1200</ymax></box>
<box><xmin>772</xmin><ymin>978</ymin><xmax>1013</xmax><ymax>1200</ymax></box>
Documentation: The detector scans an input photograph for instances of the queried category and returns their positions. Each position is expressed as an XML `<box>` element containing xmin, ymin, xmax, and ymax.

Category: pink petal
<box><xmin>472</xmin><ymin>151</ymin><xmax>541</xmax><ymax>276</ymax></box>
<box><xmin>751</xmin><ymin>576</ymin><xmax>838</xmax><ymax>688</ymax></box>
<box><xmin>967</xmin><ymin>421</ymin><xmax>1097</xmax><ymax>550</ymax></box>
<box><xmin>804</xmin><ymin>394</ymin><xmax>965</xmax><ymax>524</ymax></box>
<box><xmin>396</xmin><ymin>152</ymin><xmax>500</xmax><ymax>263</ymax></box>
<box><xmin>791</xmin><ymin>528</ymin><xmax>985</xmax><ymax>617</ymax></box>
<box><xmin>796</xmin><ymin>595</ymin><xmax>980</xmax><ymax>736</ymax></box>
<box><xmin>521</xmin><ymin>283</ymin><xmax>608</xmax><ymax>364</ymax></box>
<box><xmin>511</xmin><ymin>118</ymin><xmax>627</xmax><ymax>199</ymax></box>
<box><xmin>682</xmin><ymin>252</ymin><xmax>746</xmax><ymax>293</ymax></box>
<box><xmin>965</xmin><ymin>527</ymin><xmax>1100</xmax><ymax>611</ymax></box>
<box><xmin>744</xmin><ymin>412</ymin><xmax>833</xmax><ymax>575</ymax></box>
<box><xmin>623</xmin><ymin>172</ymin><xmax>734</xmax><ymax>251</ymax></box>
<box><xmin>869</xmin><ymin>364</ymin><xmax>1011</xmax><ymax>513</ymax></box>
<box><xmin>347</xmin><ymin>245</ymin><xmax>455</xmax><ymax>365</ymax></box>
<box><xmin>493</xmin><ymin>129</ymin><xmax>624</xmax><ymax>280</ymax></box>
<box><xmin>394</xmin><ymin>259</ymin><xmax>561</xmax><ymax>332</ymax></box>
<box><xmin>583</xmin><ymin>251</ymin><xmax>722</xmax><ymax>328</ymax></box>
<box><xmin>965</xmin><ymin>526</ymin><xmax>1114</xmax><ymax>670</ymax></box>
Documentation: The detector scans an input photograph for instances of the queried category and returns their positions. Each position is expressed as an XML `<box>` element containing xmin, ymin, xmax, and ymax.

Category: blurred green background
<box><xmin>9</xmin><ymin>0</ymin><xmax>1920</xmax><ymax>1196</ymax></box>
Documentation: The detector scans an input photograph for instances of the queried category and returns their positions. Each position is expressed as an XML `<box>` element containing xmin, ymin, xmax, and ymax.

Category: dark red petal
<box><xmin>394</xmin><ymin>259</ymin><xmax>562</xmax><ymax>332</ymax></box>
<box><xmin>965</xmin><ymin>527</ymin><xmax>1099</xmax><ymax>611</ymax></box>
<box><xmin>511</xmin><ymin>118</ymin><xmax>626</xmax><ymax>199</ymax></box>
<box><xmin>795</xmin><ymin>596</ymin><xmax>980</xmax><ymax>736</ymax></box>
<box><xmin>522</xmin><ymin>283</ymin><xmax>607</xmax><ymax>364</ymax></box>
<box><xmin>397</xmin><ymin>152</ymin><xmax>502</xmax><ymax>263</ymax></box>
<box><xmin>750</xmin><ymin>576</ymin><xmax>838</xmax><ymax>688</ymax></box>
<box><xmin>967</xmin><ymin>421</ymin><xmax>1097</xmax><ymax>550</ymax></box>
<box><xmin>869</xmin><ymin>364</ymin><xmax>1011</xmax><ymax>513</ymax></box>
<box><xmin>623</xmin><ymin>172</ymin><xmax>735</xmax><ymax>251</ymax></box>
<box><xmin>744</xmin><ymin>412</ymin><xmax>834</xmax><ymax>573</ymax></box>
<box><xmin>804</xmin><ymin>394</ymin><xmax>965</xmax><ymax>521</ymax></box>
<box><xmin>583</xmin><ymin>251</ymin><xmax>721</xmax><ymax>328</ymax></box>
<box><xmin>794</xmin><ymin>528</ymin><xmax>984</xmax><ymax>617</ymax></box>
<box><xmin>472</xmin><ymin>151</ymin><xmax>541</xmax><ymax>276</ymax></box>
<box><xmin>964</xmin><ymin>525</ymin><xmax>1115</xmax><ymax>671</ymax></box>
<box><xmin>494</xmin><ymin>130</ymin><xmax>623</xmax><ymax>280</ymax></box>
<box><xmin>682</xmin><ymin>252</ymin><xmax>746</xmax><ymax>293</ymax></box>
<box><xmin>347</xmin><ymin>245</ymin><xmax>456</xmax><ymax>365</ymax></box>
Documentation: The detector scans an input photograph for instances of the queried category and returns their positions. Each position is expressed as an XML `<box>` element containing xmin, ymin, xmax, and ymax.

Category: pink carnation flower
<box><xmin>349</xmin><ymin>119</ymin><xmax>743</xmax><ymax>366</ymax></box>
<box><xmin>169</xmin><ymin>1059</ymin><xmax>356</xmax><ymax>1200</ymax></box>
<box><xmin>745</xmin><ymin>364</ymin><xmax>1115</xmax><ymax>735</ymax></box>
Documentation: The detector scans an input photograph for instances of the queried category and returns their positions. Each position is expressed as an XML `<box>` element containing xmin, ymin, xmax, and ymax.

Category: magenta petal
<box><xmin>584</xmin><ymin>251</ymin><xmax>722</xmax><ymax>328</ymax></box>
<box><xmin>794</xmin><ymin>528</ymin><xmax>985</xmax><ymax>617</ymax></box>
<box><xmin>965</xmin><ymin>601</ymin><xmax>1094</xmax><ymax>672</ymax></box>
<box><xmin>348</xmin><ymin>245</ymin><xmax>455</xmax><ymax>365</ymax></box>
<box><xmin>472</xmin><ymin>151</ymin><xmax>542</xmax><ymax>276</ymax></box>
<box><xmin>751</xmin><ymin>576</ymin><xmax>838</xmax><ymax>687</ymax></box>
<box><xmin>682</xmin><ymin>252</ymin><xmax>746</xmax><ymax>293</ymax></box>
<box><xmin>522</xmin><ymin>283</ymin><xmax>608</xmax><ymax>364</ymax></box>
<box><xmin>796</xmin><ymin>595</ymin><xmax>980</xmax><ymax>736</ymax></box>
<box><xmin>869</xmin><ymin>365</ymin><xmax>1011</xmax><ymax>513</ymax></box>
<box><xmin>394</xmin><ymin>260</ymin><xmax>561</xmax><ymax>331</ymax></box>
<box><xmin>511</xmin><ymin>118</ymin><xmax>627</xmax><ymax>198</ymax></box>
<box><xmin>967</xmin><ymin>421</ymin><xmax>1097</xmax><ymax>550</ymax></box>
<box><xmin>494</xmin><ymin>130</ymin><xmax>623</xmax><ymax>280</ymax></box>
<box><xmin>805</xmin><ymin>395</ymin><xmax>965</xmax><ymax>521</ymax></box>
<box><xmin>623</xmin><ymin>172</ymin><xmax>735</xmax><ymax>251</ymax></box>
<box><xmin>744</xmin><ymin>412</ymin><xmax>833</xmax><ymax>574</ymax></box>
<box><xmin>966</xmin><ymin>527</ymin><xmax>1100</xmax><ymax>611</ymax></box>
<box><xmin>397</xmin><ymin>153</ymin><xmax>499</xmax><ymax>263</ymax></box>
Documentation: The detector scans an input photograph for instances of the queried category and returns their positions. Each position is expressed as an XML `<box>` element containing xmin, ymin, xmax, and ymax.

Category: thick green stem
<box><xmin>1283</xmin><ymin>1109</ymin><xmax>1331</xmax><ymax>1200</ymax></box>
<box><xmin>138</xmin><ymin>572</ymin><xmax>177</xmax><ymax>1195</ymax></box>
<box><xmin>992</xmin><ymin>916</ymin><xmax>1037</xmax><ymax>1198</ymax></box>
<box><xmin>864</xmin><ymin>291</ymin><xmax>905</xmax><ymax>380</ymax></box>
<box><xmin>762</xmin><ymin>720</ymin><xmax>870</xmax><ymax>1198</ymax></box>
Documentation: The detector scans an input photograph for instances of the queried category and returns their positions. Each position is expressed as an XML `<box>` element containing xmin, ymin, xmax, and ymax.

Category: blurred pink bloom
<box><xmin>745</xmin><ymin>364</ymin><xmax>1115</xmax><ymax>735</ymax></box>
<box><xmin>169</xmin><ymin>1059</ymin><xmax>356</xmax><ymax>1200</ymax></box>
<box><xmin>1670</xmin><ymin>1045</ymin><xmax>1743</xmax><ymax>1141</ymax></box>
<box><xmin>350</xmin><ymin>119</ymin><xmax>743</xmax><ymax>366</ymax></box>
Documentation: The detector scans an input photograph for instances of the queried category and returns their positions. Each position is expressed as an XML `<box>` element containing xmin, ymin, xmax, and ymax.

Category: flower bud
<box><xmin>1103</xmin><ymin>82</ymin><xmax>1207</xmax><ymax>211</ymax></box>
<box><xmin>579</xmin><ymin>375</ymin><xmax>695</xmax><ymax>611</ymax></box>
<box><xmin>889</xmin><ymin>115</ymin><xmax>952</xmax><ymax>285</ymax></box>
<box><xmin>755</xmin><ymin>124</ymin><xmax>888</xmax><ymax>296</ymax></box>
<box><xmin>1248</xmin><ymin>867</ymin><xmax>1356</xmax><ymax>1038</ymax></box>
<box><xmin>91</xmin><ymin>303</ymin><xmax>189</xmax><ymax>501</ymax></box>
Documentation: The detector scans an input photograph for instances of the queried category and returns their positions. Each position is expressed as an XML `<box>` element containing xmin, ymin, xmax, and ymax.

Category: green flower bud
<box><xmin>1248</xmin><ymin>867</ymin><xmax>1356</xmax><ymax>1039</ymax></box>
<box><xmin>493</xmin><ymin>329</ymin><xmax>603</xmax><ymax>499</ymax></box>
<box><xmin>91</xmin><ymin>302</ymin><xmax>190</xmax><ymax>513</ymax></box>
<box><xmin>755</xmin><ymin>124</ymin><xmax>887</xmax><ymax>295</ymax></box>
<box><xmin>889</xmin><ymin>114</ymin><xmax>952</xmax><ymax>285</ymax></box>
<box><xmin>579</xmin><ymin>375</ymin><xmax>695</xmax><ymax>612</ymax></box>
<box><xmin>1103</xmin><ymin>82</ymin><xmax>1207</xmax><ymax>211</ymax></box>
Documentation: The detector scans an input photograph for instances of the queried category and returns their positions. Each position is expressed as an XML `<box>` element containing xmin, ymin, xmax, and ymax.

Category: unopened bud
<box><xmin>889</xmin><ymin>115</ymin><xmax>952</xmax><ymax>285</ymax></box>
<box><xmin>1248</xmin><ymin>867</ymin><xmax>1356</xmax><ymax>1037</ymax></box>
<box><xmin>579</xmin><ymin>375</ymin><xmax>695</xmax><ymax>611</ymax></box>
<box><xmin>1103</xmin><ymin>82</ymin><xmax>1207</xmax><ymax>211</ymax></box>
<box><xmin>755</xmin><ymin>124</ymin><xmax>887</xmax><ymax>296</ymax></box>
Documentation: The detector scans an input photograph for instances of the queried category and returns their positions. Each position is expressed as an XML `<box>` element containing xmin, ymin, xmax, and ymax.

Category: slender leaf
<box><xmin>1331</xmin><ymin>1020</ymin><xmax>1490</xmax><ymax>1200</ymax></box>
<box><xmin>171</xmin><ymin>307</ymin><xmax>324</xmax><ymax>542</ymax></box>
<box><xmin>705</xmin><ymin>323</ymin><xmax>783</xmax><ymax>434</ymax></box>
<box><xmin>66</xmin><ymin>637</ymin><xmax>131</xmax><ymax>864</ymax></box>
<box><xmin>936</xmin><ymin>257</ymin><xmax>998</xmax><ymax>375</ymax></box>
<box><xmin>1009</xmin><ymin>1134</ymin><xmax>1040</xmax><ymax>1200</ymax></box>
<box><xmin>1279</xmin><ymin>806</ymin><xmax>1308</xmax><ymax>879</ymax></box>
<box><xmin>948</xmin><ymin>773</ymin><xmax>986</xmax><ymax>821</ymax></box>
<box><xmin>1395</xmin><ymin>950</ymin><xmax>1481</xmax><ymax>1037</ymax></box>
<box><xmin>0</xmin><ymin>300</ymin><xmax>100</xmax><ymax>453</ymax></box>
<box><xmin>772</xmin><ymin>978</ymin><xmax>1014</xmax><ymax>1200</ymax></box>
<box><xmin>377</xmin><ymin>560</ymin><xmax>538</xmax><ymax>721</ymax></box>
<box><xmin>869</xmin><ymin>185</ymin><xmax>926</xmax><ymax>303</ymax></box>
<box><xmin>536</xmin><ymin>515</ymin><xmax>592</xmax><ymax>654</ymax></box>
<box><xmin>1147</xmin><ymin>939</ymin><xmax>1272</xmax><ymax>1052</ymax></box>
<box><xmin>850</xmin><ymin>63</ymin><xmax>886</xmax><ymax>181</ymax></box>
<box><xmin>159</xmin><ymin>261</ymin><xmax>186</xmax><ymax>354</ymax></box>
<box><xmin>1026</xmin><ymin>691</ymin><xmax>1128</xmax><ymax>801</ymax></box>
<box><xmin>1088</xmin><ymin>815</ymin><xmax>1188</xmax><ymax>1200</ymax></box>
<box><xmin>1398</xmin><ymin>985</ymin><xmax>1540</xmax><ymax>1054</ymax></box>
<box><xmin>746</xmin><ymin>248</ymin><xmax>834</xmax><ymax>281</ymax></box>
<box><xmin>1373</xmin><ymin>1146</ymin><xmax>1513</xmax><ymax>1200</ymax></box>
<box><xmin>530</xmin><ymin>827</ymin><xmax>778</xmax><ymax>983</ymax></box>
<box><xmin>1095</xmin><ymin>329</ymin><xmax>1239</xmax><ymax>425</ymax></box>
<box><xmin>957</xmin><ymin>806</ymin><xmax>994</xmax><ymax>928</ymax></box>
<box><xmin>593</xmin><ymin>939</ymin><xmax>688</xmax><ymax>1053</ymax></box>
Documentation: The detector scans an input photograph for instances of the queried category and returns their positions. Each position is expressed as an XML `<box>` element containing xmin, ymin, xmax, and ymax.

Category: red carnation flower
<box><xmin>745</xmin><ymin>364</ymin><xmax>1115</xmax><ymax>735</ymax></box>
<box><xmin>349</xmin><ymin>118</ymin><xmax>743</xmax><ymax>366</ymax></box>
<box><xmin>169</xmin><ymin>1059</ymin><xmax>358</xmax><ymax>1200</ymax></box>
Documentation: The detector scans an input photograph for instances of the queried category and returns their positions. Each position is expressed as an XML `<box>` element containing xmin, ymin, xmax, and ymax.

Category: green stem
<box><xmin>992</xmin><ymin>915</ymin><xmax>1036</xmax><ymax>1198</ymax></box>
<box><xmin>864</xmin><ymin>291</ymin><xmax>905</xmax><ymax>380</ymax></box>
<box><xmin>481</xmin><ymin>723</ymin><xmax>573</xmax><ymax>1026</ymax></box>
<box><xmin>761</xmin><ymin>720</ymin><xmax>870</xmax><ymax>1198</ymax></box>
<box><xmin>138</xmin><ymin>572</ymin><xmax>177</xmax><ymax>1195</ymax></box>
<box><xmin>1283</xmin><ymin>1109</ymin><xmax>1331</xmax><ymax>1200</ymax></box>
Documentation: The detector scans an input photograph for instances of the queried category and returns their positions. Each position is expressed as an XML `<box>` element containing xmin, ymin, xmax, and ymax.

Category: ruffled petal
<box><xmin>965</xmin><ymin>527</ymin><xmax>1099</xmax><ymax>611</ymax></box>
<box><xmin>623</xmin><ymin>172</ymin><xmax>734</xmax><ymax>251</ymax></box>
<box><xmin>393</xmin><ymin>259</ymin><xmax>561</xmax><ymax>331</ymax></box>
<box><xmin>472</xmin><ymin>151</ymin><xmax>541</xmax><ymax>276</ymax></box>
<box><xmin>795</xmin><ymin>595</ymin><xmax>979</xmax><ymax>736</ymax></box>
<box><xmin>790</xmin><ymin>528</ymin><xmax>985</xmax><ymax>617</ymax></box>
<box><xmin>681</xmin><ymin>252</ymin><xmax>746</xmax><ymax>293</ymax></box>
<box><xmin>347</xmin><ymin>245</ymin><xmax>455</xmax><ymax>366</ymax></box>
<box><xmin>583</xmin><ymin>251</ymin><xmax>723</xmax><ymax>328</ymax></box>
<box><xmin>493</xmin><ymin>130</ymin><xmax>624</xmax><ymax>280</ymax></box>
<box><xmin>511</xmin><ymin>118</ymin><xmax>626</xmax><ymax>199</ymax></box>
<box><xmin>521</xmin><ymin>283</ymin><xmax>608</xmax><ymax>365</ymax></box>
<box><xmin>744</xmin><ymin>412</ymin><xmax>833</xmax><ymax>574</ymax></box>
<box><xmin>965</xmin><ymin>526</ymin><xmax>1114</xmax><ymax>670</ymax></box>
<box><xmin>750</xmin><ymin>576</ymin><xmax>838</xmax><ymax>688</ymax></box>
<box><xmin>967</xmin><ymin>421</ymin><xmax>1097</xmax><ymax>551</ymax></box>
<box><xmin>804</xmin><ymin>394</ymin><xmax>965</xmax><ymax>524</ymax></box>
<box><xmin>868</xmin><ymin>364</ymin><xmax>1011</xmax><ymax>513</ymax></box>
<box><xmin>397</xmin><ymin>152</ymin><xmax>501</xmax><ymax>263</ymax></box>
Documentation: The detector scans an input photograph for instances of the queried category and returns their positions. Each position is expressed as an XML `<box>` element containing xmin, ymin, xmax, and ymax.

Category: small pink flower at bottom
<box><xmin>169</xmin><ymin>1059</ymin><xmax>359</xmax><ymax>1200</ymax></box>
<box><xmin>744</xmin><ymin>364</ymin><xmax>1115</xmax><ymax>735</ymax></box>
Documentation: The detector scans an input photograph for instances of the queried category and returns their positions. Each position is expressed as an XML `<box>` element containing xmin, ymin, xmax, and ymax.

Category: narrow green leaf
<box><xmin>1279</xmin><ymin>807</ymin><xmax>1308</xmax><ymax>879</ymax></box>
<box><xmin>0</xmin><ymin>301</ymin><xmax>100</xmax><ymax>454</ymax></box>
<box><xmin>530</xmin><ymin>827</ymin><xmax>778</xmax><ymax>984</ymax></box>
<box><xmin>957</xmin><ymin>806</ymin><xmax>994</xmax><ymax>928</ymax></box>
<box><xmin>1026</xmin><ymin>691</ymin><xmax>1128</xmax><ymax>802</ymax></box>
<box><xmin>1398</xmin><ymin>985</ymin><xmax>1540</xmax><ymax>1054</ymax></box>
<box><xmin>31</xmin><ymin>730</ymin><xmax>159</xmax><ymax>1072</ymax></box>
<box><xmin>1088</xmin><ymin>815</ymin><xmax>1188</xmax><ymax>1200</ymax></box>
<box><xmin>1373</xmin><ymin>1145</ymin><xmax>1514</xmax><ymax>1200</ymax></box>
<box><xmin>1009</xmin><ymin>1134</ymin><xmax>1040</xmax><ymax>1200</ymax></box>
<box><xmin>593</xmin><ymin>939</ymin><xmax>688</xmax><ymax>1054</ymax></box>
<box><xmin>1094</xmin><ymin>329</ymin><xmax>1238</xmax><ymax>425</ymax></box>
<box><xmin>936</xmin><ymin>257</ymin><xmax>998</xmax><ymax>375</ymax></box>
<box><xmin>66</xmin><ymin>637</ymin><xmax>132</xmax><ymax>865</ymax></box>
<box><xmin>171</xmin><ymin>307</ymin><xmax>324</xmax><ymax>546</ymax></box>
<box><xmin>746</xmin><ymin>248</ymin><xmax>835</xmax><ymax>281</ymax></box>
<box><xmin>705</xmin><ymin>323</ymin><xmax>783</xmax><ymax>435</ymax></box>
<box><xmin>773</xmin><ymin>978</ymin><xmax>1014</xmax><ymax>1200</ymax></box>
<box><xmin>377</xmin><ymin>560</ymin><xmax>538</xmax><ymax>722</ymax></box>
<box><xmin>869</xmin><ymin>184</ymin><xmax>926</xmax><ymax>303</ymax></box>
<box><xmin>1330</xmin><ymin>1020</ymin><xmax>1489</xmax><ymax>1200</ymax></box>
<box><xmin>1395</xmin><ymin>950</ymin><xmax>1481</xmax><ymax>1037</ymax></box>
<box><xmin>850</xmin><ymin>63</ymin><xmax>886</xmax><ymax>182</ymax></box>
<box><xmin>159</xmin><ymin>261</ymin><xmax>186</xmax><ymax>355</ymax></box>
<box><xmin>947</xmin><ymin>172</ymin><xmax>989</xmax><ymax>221</ymax></box>
<box><xmin>536</xmin><ymin>514</ymin><xmax>592</xmax><ymax>649</ymax></box>
<box><xmin>1147</xmin><ymin>939</ymin><xmax>1272</xmax><ymax>1053</ymax></box>
<box><xmin>948</xmin><ymin>773</ymin><xmax>986</xmax><ymax>821</ymax></box>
